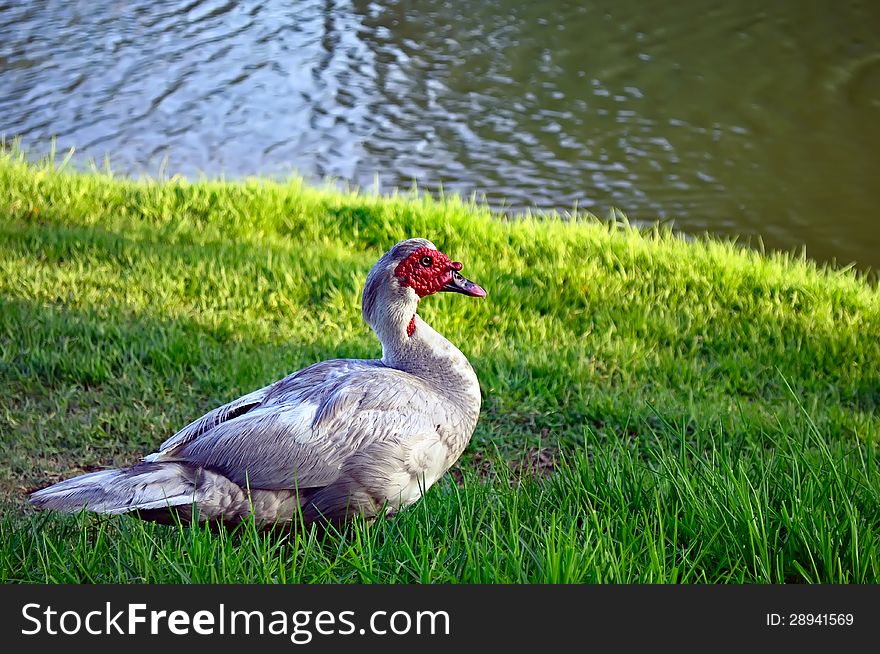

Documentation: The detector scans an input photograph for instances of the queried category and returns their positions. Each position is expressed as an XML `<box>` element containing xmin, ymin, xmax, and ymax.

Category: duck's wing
<box><xmin>150</xmin><ymin>358</ymin><xmax>371</xmax><ymax>458</ymax></box>
<box><xmin>151</xmin><ymin>387</ymin><xmax>269</xmax><ymax>456</ymax></box>
<box><xmin>152</xmin><ymin>364</ymin><xmax>447</xmax><ymax>491</ymax></box>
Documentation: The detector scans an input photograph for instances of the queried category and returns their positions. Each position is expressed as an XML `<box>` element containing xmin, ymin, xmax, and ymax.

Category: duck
<box><xmin>29</xmin><ymin>238</ymin><xmax>486</xmax><ymax>527</ymax></box>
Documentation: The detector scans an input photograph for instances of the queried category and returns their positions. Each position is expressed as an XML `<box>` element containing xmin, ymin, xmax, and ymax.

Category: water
<box><xmin>2</xmin><ymin>0</ymin><xmax>879</xmax><ymax>269</ymax></box>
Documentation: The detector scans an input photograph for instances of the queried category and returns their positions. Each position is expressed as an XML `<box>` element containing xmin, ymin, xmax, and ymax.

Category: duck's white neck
<box><xmin>381</xmin><ymin>306</ymin><xmax>476</xmax><ymax>379</ymax></box>
<box><xmin>365</xmin><ymin>292</ymin><xmax>480</xmax><ymax>419</ymax></box>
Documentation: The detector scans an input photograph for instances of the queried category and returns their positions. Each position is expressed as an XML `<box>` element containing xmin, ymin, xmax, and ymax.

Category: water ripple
<box><xmin>1</xmin><ymin>0</ymin><xmax>878</xmax><ymax>268</ymax></box>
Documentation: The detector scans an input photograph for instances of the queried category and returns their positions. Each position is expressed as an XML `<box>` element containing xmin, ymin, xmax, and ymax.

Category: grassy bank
<box><xmin>1</xmin><ymin>147</ymin><xmax>879</xmax><ymax>582</ymax></box>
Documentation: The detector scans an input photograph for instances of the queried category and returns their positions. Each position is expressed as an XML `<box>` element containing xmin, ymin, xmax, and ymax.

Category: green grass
<box><xmin>1</xmin><ymin>144</ymin><xmax>878</xmax><ymax>583</ymax></box>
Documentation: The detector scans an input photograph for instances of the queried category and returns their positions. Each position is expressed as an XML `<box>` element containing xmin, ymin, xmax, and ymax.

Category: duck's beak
<box><xmin>442</xmin><ymin>265</ymin><xmax>486</xmax><ymax>298</ymax></box>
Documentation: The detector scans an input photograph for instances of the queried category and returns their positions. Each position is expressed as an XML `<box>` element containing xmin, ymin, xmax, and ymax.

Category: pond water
<box><xmin>2</xmin><ymin>0</ymin><xmax>879</xmax><ymax>269</ymax></box>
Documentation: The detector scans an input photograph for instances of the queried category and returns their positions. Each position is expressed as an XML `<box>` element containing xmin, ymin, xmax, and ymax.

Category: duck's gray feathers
<box><xmin>28</xmin><ymin>462</ymin><xmax>246</xmax><ymax>517</ymax></box>
<box><xmin>155</xmin><ymin>388</ymin><xmax>266</xmax><ymax>454</ymax></box>
<box><xmin>150</xmin><ymin>359</ymin><xmax>462</xmax><ymax>494</ymax></box>
<box><xmin>152</xmin><ymin>358</ymin><xmax>368</xmax><ymax>455</ymax></box>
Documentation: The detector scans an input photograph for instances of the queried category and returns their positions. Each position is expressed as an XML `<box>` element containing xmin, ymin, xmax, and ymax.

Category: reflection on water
<box><xmin>1</xmin><ymin>0</ymin><xmax>879</xmax><ymax>268</ymax></box>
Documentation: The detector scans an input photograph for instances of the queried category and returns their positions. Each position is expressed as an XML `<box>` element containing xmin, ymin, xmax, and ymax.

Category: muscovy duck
<box><xmin>30</xmin><ymin>238</ymin><xmax>486</xmax><ymax>526</ymax></box>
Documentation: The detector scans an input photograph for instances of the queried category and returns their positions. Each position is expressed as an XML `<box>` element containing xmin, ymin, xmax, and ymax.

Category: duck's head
<box><xmin>362</xmin><ymin>238</ymin><xmax>485</xmax><ymax>336</ymax></box>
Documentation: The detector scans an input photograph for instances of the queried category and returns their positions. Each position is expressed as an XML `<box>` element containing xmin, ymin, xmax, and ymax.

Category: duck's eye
<box><xmin>420</xmin><ymin>255</ymin><xmax>433</xmax><ymax>267</ymax></box>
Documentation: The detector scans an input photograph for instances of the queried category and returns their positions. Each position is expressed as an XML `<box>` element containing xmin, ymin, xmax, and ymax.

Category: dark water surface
<box><xmin>2</xmin><ymin>0</ymin><xmax>879</xmax><ymax>269</ymax></box>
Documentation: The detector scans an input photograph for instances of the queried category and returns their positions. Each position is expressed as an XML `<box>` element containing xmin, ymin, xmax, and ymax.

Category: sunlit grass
<box><xmin>1</xmin><ymin>144</ymin><xmax>878</xmax><ymax>583</ymax></box>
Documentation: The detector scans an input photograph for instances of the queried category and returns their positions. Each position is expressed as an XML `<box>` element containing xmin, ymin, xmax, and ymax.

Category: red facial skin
<box><xmin>395</xmin><ymin>247</ymin><xmax>464</xmax><ymax>338</ymax></box>
<box><xmin>393</xmin><ymin>247</ymin><xmax>461</xmax><ymax>298</ymax></box>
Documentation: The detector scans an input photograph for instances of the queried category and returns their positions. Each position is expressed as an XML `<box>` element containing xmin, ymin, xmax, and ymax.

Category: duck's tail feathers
<box><xmin>28</xmin><ymin>462</ymin><xmax>204</xmax><ymax>515</ymax></box>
